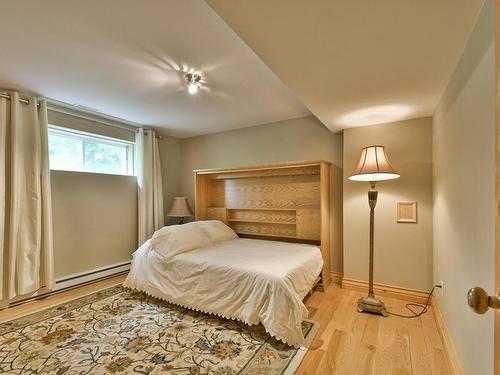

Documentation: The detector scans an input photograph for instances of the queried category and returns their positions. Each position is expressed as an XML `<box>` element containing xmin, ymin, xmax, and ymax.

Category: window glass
<box><xmin>84</xmin><ymin>139</ymin><xmax>129</xmax><ymax>175</ymax></box>
<box><xmin>48</xmin><ymin>132</ymin><xmax>83</xmax><ymax>172</ymax></box>
<box><xmin>48</xmin><ymin>126</ymin><xmax>134</xmax><ymax>176</ymax></box>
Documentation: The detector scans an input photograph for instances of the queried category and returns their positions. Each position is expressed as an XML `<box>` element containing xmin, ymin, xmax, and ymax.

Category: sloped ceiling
<box><xmin>206</xmin><ymin>0</ymin><xmax>485</xmax><ymax>132</ymax></box>
<box><xmin>0</xmin><ymin>1</ymin><xmax>309</xmax><ymax>137</ymax></box>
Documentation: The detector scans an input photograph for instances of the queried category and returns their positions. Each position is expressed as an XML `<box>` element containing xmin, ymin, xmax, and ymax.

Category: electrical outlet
<box><xmin>439</xmin><ymin>281</ymin><xmax>444</xmax><ymax>297</ymax></box>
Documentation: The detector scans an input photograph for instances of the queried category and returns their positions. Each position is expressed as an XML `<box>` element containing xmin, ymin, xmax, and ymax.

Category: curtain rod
<box><xmin>135</xmin><ymin>128</ymin><xmax>163</xmax><ymax>139</ymax></box>
<box><xmin>48</xmin><ymin>105</ymin><xmax>137</xmax><ymax>133</ymax></box>
<box><xmin>0</xmin><ymin>92</ymin><xmax>139</xmax><ymax>133</ymax></box>
<box><xmin>0</xmin><ymin>92</ymin><xmax>164</xmax><ymax>138</ymax></box>
<box><xmin>0</xmin><ymin>92</ymin><xmax>33</xmax><ymax>105</ymax></box>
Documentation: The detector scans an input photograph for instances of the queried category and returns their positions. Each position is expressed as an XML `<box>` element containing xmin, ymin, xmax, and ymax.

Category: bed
<box><xmin>123</xmin><ymin>234</ymin><xmax>323</xmax><ymax>347</ymax></box>
<box><xmin>125</xmin><ymin>161</ymin><xmax>331</xmax><ymax>347</ymax></box>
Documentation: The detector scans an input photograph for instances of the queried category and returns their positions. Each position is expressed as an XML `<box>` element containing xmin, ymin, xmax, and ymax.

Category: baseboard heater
<box><xmin>1</xmin><ymin>261</ymin><xmax>130</xmax><ymax>310</ymax></box>
<box><xmin>55</xmin><ymin>261</ymin><xmax>131</xmax><ymax>290</ymax></box>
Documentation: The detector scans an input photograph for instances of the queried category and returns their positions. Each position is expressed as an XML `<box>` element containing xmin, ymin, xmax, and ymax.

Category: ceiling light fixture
<box><xmin>185</xmin><ymin>73</ymin><xmax>201</xmax><ymax>95</ymax></box>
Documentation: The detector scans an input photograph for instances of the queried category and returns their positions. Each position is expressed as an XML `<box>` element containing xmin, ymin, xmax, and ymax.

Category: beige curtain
<box><xmin>0</xmin><ymin>92</ymin><xmax>54</xmax><ymax>301</ymax></box>
<box><xmin>136</xmin><ymin>128</ymin><xmax>164</xmax><ymax>245</ymax></box>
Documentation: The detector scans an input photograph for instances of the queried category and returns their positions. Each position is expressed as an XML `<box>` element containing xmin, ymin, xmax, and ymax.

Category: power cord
<box><xmin>387</xmin><ymin>284</ymin><xmax>442</xmax><ymax>318</ymax></box>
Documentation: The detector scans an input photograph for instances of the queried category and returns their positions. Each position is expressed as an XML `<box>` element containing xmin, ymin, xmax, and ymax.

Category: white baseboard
<box><xmin>55</xmin><ymin>261</ymin><xmax>131</xmax><ymax>290</ymax></box>
<box><xmin>431</xmin><ymin>299</ymin><xmax>463</xmax><ymax>374</ymax></box>
<box><xmin>341</xmin><ymin>277</ymin><xmax>431</xmax><ymax>304</ymax></box>
<box><xmin>330</xmin><ymin>271</ymin><xmax>344</xmax><ymax>285</ymax></box>
<box><xmin>0</xmin><ymin>261</ymin><xmax>130</xmax><ymax>310</ymax></box>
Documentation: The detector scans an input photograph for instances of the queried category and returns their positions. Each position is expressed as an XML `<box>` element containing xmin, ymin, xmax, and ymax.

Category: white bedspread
<box><xmin>123</xmin><ymin>238</ymin><xmax>323</xmax><ymax>347</ymax></box>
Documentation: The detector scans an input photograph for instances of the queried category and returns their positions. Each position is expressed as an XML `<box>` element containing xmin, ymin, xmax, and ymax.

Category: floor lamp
<box><xmin>349</xmin><ymin>145</ymin><xmax>400</xmax><ymax>316</ymax></box>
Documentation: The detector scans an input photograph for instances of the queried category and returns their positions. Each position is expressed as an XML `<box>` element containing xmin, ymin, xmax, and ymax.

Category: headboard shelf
<box><xmin>226</xmin><ymin>207</ymin><xmax>297</xmax><ymax>211</ymax></box>
<box><xmin>232</xmin><ymin>221</ymin><xmax>297</xmax><ymax>238</ymax></box>
<box><xmin>195</xmin><ymin>161</ymin><xmax>321</xmax><ymax>180</ymax></box>
<box><xmin>227</xmin><ymin>219</ymin><xmax>296</xmax><ymax>225</ymax></box>
<box><xmin>227</xmin><ymin>207</ymin><xmax>296</xmax><ymax>223</ymax></box>
<box><xmin>237</xmin><ymin>232</ymin><xmax>297</xmax><ymax>239</ymax></box>
<box><xmin>194</xmin><ymin>160</ymin><xmax>331</xmax><ymax>288</ymax></box>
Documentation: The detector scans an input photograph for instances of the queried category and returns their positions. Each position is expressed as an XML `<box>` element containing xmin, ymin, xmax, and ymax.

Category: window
<box><xmin>48</xmin><ymin>126</ymin><xmax>134</xmax><ymax>176</ymax></box>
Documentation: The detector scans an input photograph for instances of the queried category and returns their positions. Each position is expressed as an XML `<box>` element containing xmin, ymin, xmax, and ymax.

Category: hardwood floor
<box><xmin>298</xmin><ymin>283</ymin><xmax>452</xmax><ymax>375</ymax></box>
<box><xmin>0</xmin><ymin>274</ymin><xmax>128</xmax><ymax>322</ymax></box>
<box><xmin>0</xmin><ymin>275</ymin><xmax>451</xmax><ymax>374</ymax></box>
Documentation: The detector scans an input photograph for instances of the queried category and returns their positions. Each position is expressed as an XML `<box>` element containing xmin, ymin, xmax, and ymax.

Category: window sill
<box><xmin>50</xmin><ymin>169</ymin><xmax>136</xmax><ymax>178</ymax></box>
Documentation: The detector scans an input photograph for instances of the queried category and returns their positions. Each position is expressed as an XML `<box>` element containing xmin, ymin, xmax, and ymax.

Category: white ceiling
<box><xmin>207</xmin><ymin>0</ymin><xmax>485</xmax><ymax>133</ymax></box>
<box><xmin>0</xmin><ymin>1</ymin><xmax>485</xmax><ymax>137</ymax></box>
<box><xmin>0</xmin><ymin>1</ymin><xmax>309</xmax><ymax>138</ymax></box>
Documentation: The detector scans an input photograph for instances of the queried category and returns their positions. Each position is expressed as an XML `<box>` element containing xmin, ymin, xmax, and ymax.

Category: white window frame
<box><xmin>48</xmin><ymin>125</ymin><xmax>135</xmax><ymax>176</ymax></box>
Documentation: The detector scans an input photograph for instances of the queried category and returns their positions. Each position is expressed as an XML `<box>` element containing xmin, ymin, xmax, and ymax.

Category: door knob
<box><xmin>467</xmin><ymin>287</ymin><xmax>500</xmax><ymax>314</ymax></box>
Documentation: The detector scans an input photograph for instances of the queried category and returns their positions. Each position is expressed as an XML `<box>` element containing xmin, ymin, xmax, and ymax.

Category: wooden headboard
<box><xmin>194</xmin><ymin>160</ymin><xmax>331</xmax><ymax>288</ymax></box>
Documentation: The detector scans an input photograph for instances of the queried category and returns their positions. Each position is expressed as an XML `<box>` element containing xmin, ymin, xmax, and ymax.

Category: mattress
<box><xmin>123</xmin><ymin>238</ymin><xmax>323</xmax><ymax>347</ymax></box>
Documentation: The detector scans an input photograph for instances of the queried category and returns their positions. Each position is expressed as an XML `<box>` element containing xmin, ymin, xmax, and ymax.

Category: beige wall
<box><xmin>51</xmin><ymin>171</ymin><xmax>137</xmax><ymax>278</ymax></box>
<box><xmin>433</xmin><ymin>2</ymin><xmax>495</xmax><ymax>373</ymax></box>
<box><xmin>343</xmin><ymin>118</ymin><xmax>433</xmax><ymax>290</ymax></box>
<box><xmin>48</xmin><ymin>110</ymin><xmax>139</xmax><ymax>278</ymax></box>
<box><xmin>179</xmin><ymin>116</ymin><xmax>343</xmax><ymax>272</ymax></box>
<box><xmin>48</xmin><ymin>110</ymin><xmax>185</xmax><ymax>279</ymax></box>
<box><xmin>48</xmin><ymin>110</ymin><xmax>135</xmax><ymax>142</ymax></box>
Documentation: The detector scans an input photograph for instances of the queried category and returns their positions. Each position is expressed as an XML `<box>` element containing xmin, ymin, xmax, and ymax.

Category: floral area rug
<box><xmin>0</xmin><ymin>285</ymin><xmax>317</xmax><ymax>374</ymax></box>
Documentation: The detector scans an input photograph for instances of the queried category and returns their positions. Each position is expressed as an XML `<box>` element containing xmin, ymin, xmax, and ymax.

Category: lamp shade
<box><xmin>349</xmin><ymin>145</ymin><xmax>400</xmax><ymax>182</ymax></box>
<box><xmin>167</xmin><ymin>197</ymin><xmax>193</xmax><ymax>217</ymax></box>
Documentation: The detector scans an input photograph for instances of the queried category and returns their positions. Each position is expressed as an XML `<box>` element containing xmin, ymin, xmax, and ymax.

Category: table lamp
<box><xmin>349</xmin><ymin>145</ymin><xmax>400</xmax><ymax>316</ymax></box>
<box><xmin>167</xmin><ymin>197</ymin><xmax>193</xmax><ymax>224</ymax></box>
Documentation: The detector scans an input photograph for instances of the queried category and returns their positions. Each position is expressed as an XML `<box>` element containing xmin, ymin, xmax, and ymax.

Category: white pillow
<box><xmin>151</xmin><ymin>221</ymin><xmax>211</xmax><ymax>260</ymax></box>
<box><xmin>199</xmin><ymin>220</ymin><xmax>238</xmax><ymax>243</ymax></box>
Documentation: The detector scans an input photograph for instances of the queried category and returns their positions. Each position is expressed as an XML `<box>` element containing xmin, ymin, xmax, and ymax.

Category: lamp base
<box><xmin>357</xmin><ymin>294</ymin><xmax>388</xmax><ymax>317</ymax></box>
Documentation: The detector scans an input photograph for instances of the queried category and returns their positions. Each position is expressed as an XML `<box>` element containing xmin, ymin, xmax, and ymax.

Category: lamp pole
<box><xmin>357</xmin><ymin>181</ymin><xmax>388</xmax><ymax>316</ymax></box>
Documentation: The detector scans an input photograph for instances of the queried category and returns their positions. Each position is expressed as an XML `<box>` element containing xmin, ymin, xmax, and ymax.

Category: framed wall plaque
<box><xmin>397</xmin><ymin>201</ymin><xmax>417</xmax><ymax>223</ymax></box>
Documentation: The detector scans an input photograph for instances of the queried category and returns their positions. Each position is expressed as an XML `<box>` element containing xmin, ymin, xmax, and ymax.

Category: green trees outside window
<box><xmin>48</xmin><ymin>126</ymin><xmax>134</xmax><ymax>176</ymax></box>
